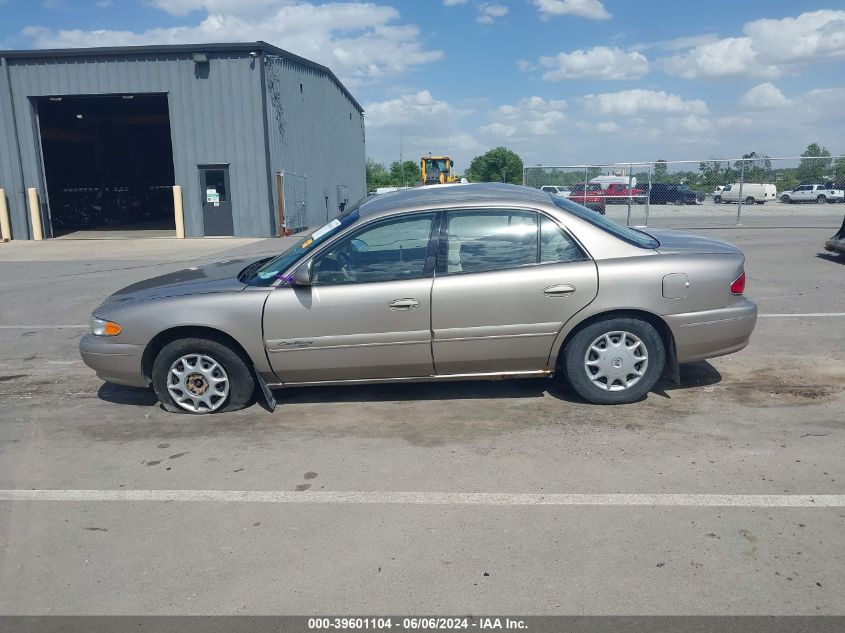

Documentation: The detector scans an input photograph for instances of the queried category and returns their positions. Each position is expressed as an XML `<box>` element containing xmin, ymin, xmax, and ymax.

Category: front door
<box><xmin>263</xmin><ymin>212</ymin><xmax>440</xmax><ymax>384</ymax></box>
<box><xmin>199</xmin><ymin>165</ymin><xmax>233</xmax><ymax>236</ymax></box>
<box><xmin>431</xmin><ymin>209</ymin><xmax>598</xmax><ymax>375</ymax></box>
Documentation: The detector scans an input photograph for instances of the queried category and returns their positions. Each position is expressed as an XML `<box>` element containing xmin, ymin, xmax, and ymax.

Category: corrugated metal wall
<box><xmin>0</xmin><ymin>47</ymin><xmax>366</xmax><ymax>239</ymax></box>
<box><xmin>264</xmin><ymin>55</ymin><xmax>366</xmax><ymax>231</ymax></box>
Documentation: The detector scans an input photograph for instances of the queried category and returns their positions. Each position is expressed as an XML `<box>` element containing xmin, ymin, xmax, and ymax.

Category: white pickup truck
<box><xmin>780</xmin><ymin>183</ymin><xmax>844</xmax><ymax>204</ymax></box>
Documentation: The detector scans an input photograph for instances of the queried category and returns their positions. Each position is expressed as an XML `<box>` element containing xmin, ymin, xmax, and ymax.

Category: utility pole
<box><xmin>399</xmin><ymin>132</ymin><xmax>404</xmax><ymax>187</ymax></box>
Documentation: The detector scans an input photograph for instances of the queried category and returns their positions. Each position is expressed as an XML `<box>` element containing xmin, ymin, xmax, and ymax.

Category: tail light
<box><xmin>730</xmin><ymin>271</ymin><xmax>746</xmax><ymax>295</ymax></box>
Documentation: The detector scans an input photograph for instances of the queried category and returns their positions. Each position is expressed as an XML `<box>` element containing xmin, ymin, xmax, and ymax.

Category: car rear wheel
<box><xmin>817</xmin><ymin>195</ymin><xmax>827</xmax><ymax>204</ymax></box>
<box><xmin>562</xmin><ymin>317</ymin><xmax>665</xmax><ymax>405</ymax></box>
<box><xmin>152</xmin><ymin>337</ymin><xmax>255</xmax><ymax>414</ymax></box>
<box><xmin>745</xmin><ymin>196</ymin><xmax>756</xmax><ymax>205</ymax></box>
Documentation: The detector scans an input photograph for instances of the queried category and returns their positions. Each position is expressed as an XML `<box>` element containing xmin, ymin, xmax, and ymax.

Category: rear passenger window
<box><xmin>540</xmin><ymin>216</ymin><xmax>586</xmax><ymax>263</ymax></box>
<box><xmin>444</xmin><ymin>210</ymin><xmax>537</xmax><ymax>274</ymax></box>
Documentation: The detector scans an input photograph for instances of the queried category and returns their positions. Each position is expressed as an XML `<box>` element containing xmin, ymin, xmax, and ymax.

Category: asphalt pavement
<box><xmin>0</xmin><ymin>226</ymin><xmax>843</xmax><ymax>616</ymax></box>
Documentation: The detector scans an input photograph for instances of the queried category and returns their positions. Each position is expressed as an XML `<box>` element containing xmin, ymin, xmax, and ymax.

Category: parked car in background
<box><xmin>569</xmin><ymin>183</ymin><xmax>606</xmax><ymax>214</ymax></box>
<box><xmin>79</xmin><ymin>182</ymin><xmax>757</xmax><ymax>412</ymax></box>
<box><xmin>824</xmin><ymin>213</ymin><xmax>845</xmax><ymax>256</ymax></box>
<box><xmin>540</xmin><ymin>185</ymin><xmax>571</xmax><ymax>198</ymax></box>
<box><xmin>714</xmin><ymin>183</ymin><xmax>777</xmax><ymax>204</ymax></box>
<box><xmin>645</xmin><ymin>183</ymin><xmax>698</xmax><ymax>205</ymax></box>
<box><xmin>780</xmin><ymin>183</ymin><xmax>844</xmax><ymax>204</ymax></box>
<box><xmin>602</xmin><ymin>183</ymin><xmax>645</xmax><ymax>204</ymax></box>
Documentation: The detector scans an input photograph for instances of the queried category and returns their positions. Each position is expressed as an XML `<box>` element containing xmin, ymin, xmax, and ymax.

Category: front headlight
<box><xmin>90</xmin><ymin>316</ymin><xmax>122</xmax><ymax>337</ymax></box>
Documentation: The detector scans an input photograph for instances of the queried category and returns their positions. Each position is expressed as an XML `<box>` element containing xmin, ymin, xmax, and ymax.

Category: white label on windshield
<box><xmin>310</xmin><ymin>218</ymin><xmax>341</xmax><ymax>241</ymax></box>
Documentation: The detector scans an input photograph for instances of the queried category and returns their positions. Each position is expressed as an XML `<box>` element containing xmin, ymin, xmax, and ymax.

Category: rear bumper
<box><xmin>664</xmin><ymin>298</ymin><xmax>758</xmax><ymax>364</ymax></box>
<box><xmin>79</xmin><ymin>334</ymin><xmax>147</xmax><ymax>387</ymax></box>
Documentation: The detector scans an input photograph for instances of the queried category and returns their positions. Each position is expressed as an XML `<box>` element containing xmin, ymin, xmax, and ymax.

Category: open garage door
<box><xmin>37</xmin><ymin>94</ymin><xmax>176</xmax><ymax>238</ymax></box>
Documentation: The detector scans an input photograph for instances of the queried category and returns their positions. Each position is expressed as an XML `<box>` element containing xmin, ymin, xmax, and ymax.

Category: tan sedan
<box><xmin>81</xmin><ymin>183</ymin><xmax>757</xmax><ymax>413</ymax></box>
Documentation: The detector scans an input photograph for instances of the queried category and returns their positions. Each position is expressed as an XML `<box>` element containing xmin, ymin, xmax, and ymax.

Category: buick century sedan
<box><xmin>80</xmin><ymin>183</ymin><xmax>757</xmax><ymax>414</ymax></box>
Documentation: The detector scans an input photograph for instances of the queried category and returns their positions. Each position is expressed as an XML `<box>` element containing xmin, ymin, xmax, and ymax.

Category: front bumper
<box><xmin>825</xmin><ymin>236</ymin><xmax>845</xmax><ymax>254</ymax></box>
<box><xmin>79</xmin><ymin>333</ymin><xmax>147</xmax><ymax>387</ymax></box>
<box><xmin>664</xmin><ymin>298</ymin><xmax>758</xmax><ymax>364</ymax></box>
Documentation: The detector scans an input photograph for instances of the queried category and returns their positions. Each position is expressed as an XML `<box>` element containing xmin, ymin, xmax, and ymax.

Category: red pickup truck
<box><xmin>568</xmin><ymin>183</ymin><xmax>606</xmax><ymax>214</ymax></box>
<box><xmin>602</xmin><ymin>183</ymin><xmax>645</xmax><ymax>204</ymax></box>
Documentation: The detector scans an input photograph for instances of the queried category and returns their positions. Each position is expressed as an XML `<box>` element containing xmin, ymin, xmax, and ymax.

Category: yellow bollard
<box><xmin>172</xmin><ymin>185</ymin><xmax>185</xmax><ymax>239</ymax></box>
<box><xmin>0</xmin><ymin>188</ymin><xmax>11</xmax><ymax>241</ymax></box>
<box><xmin>27</xmin><ymin>188</ymin><xmax>43</xmax><ymax>241</ymax></box>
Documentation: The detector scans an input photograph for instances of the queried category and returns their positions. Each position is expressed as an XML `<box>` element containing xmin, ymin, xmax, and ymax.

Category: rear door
<box><xmin>431</xmin><ymin>209</ymin><xmax>598</xmax><ymax>375</ymax></box>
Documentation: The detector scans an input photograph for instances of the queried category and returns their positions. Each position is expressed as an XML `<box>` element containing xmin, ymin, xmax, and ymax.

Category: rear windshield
<box><xmin>551</xmin><ymin>196</ymin><xmax>659</xmax><ymax>249</ymax></box>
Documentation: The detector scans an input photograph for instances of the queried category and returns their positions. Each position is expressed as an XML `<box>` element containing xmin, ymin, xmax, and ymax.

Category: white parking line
<box><xmin>1</xmin><ymin>490</ymin><xmax>844</xmax><ymax>507</ymax></box>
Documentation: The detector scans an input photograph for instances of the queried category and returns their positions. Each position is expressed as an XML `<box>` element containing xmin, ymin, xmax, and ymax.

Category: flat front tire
<box><xmin>562</xmin><ymin>317</ymin><xmax>665</xmax><ymax>405</ymax></box>
<box><xmin>152</xmin><ymin>337</ymin><xmax>255</xmax><ymax>414</ymax></box>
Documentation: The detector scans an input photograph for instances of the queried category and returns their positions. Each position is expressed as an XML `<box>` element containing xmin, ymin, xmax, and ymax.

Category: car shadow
<box><xmin>97</xmin><ymin>383</ymin><xmax>159</xmax><ymax>407</ymax></box>
<box><xmin>274</xmin><ymin>360</ymin><xmax>723</xmax><ymax>405</ymax></box>
<box><xmin>816</xmin><ymin>252</ymin><xmax>845</xmax><ymax>264</ymax></box>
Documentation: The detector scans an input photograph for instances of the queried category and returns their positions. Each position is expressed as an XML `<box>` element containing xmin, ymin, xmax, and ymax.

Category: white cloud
<box><xmin>364</xmin><ymin>90</ymin><xmax>454</xmax><ymax>130</ymax></box>
<box><xmin>442</xmin><ymin>0</ymin><xmax>468</xmax><ymax>5</ymax></box>
<box><xmin>480</xmin><ymin>96</ymin><xmax>567</xmax><ymax>139</ymax></box>
<box><xmin>738</xmin><ymin>83</ymin><xmax>791</xmax><ymax>110</ymax></box>
<box><xmin>538</xmin><ymin>46</ymin><xmax>649</xmax><ymax>80</ymax></box>
<box><xmin>631</xmin><ymin>33</ymin><xmax>719</xmax><ymax>52</ymax></box>
<box><xmin>476</xmin><ymin>3</ymin><xmax>508</xmax><ymax>24</ymax></box>
<box><xmin>662</xmin><ymin>9</ymin><xmax>845</xmax><ymax>79</ymax></box>
<box><xmin>20</xmin><ymin>2</ymin><xmax>442</xmax><ymax>86</ymax></box>
<box><xmin>533</xmin><ymin>0</ymin><xmax>610</xmax><ymax>21</ymax></box>
<box><xmin>580</xmin><ymin>89</ymin><xmax>708</xmax><ymax>117</ymax></box>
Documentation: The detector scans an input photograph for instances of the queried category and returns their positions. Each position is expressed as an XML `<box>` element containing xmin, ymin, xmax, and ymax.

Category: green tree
<box><xmin>389</xmin><ymin>160</ymin><xmax>421</xmax><ymax>187</ymax></box>
<box><xmin>833</xmin><ymin>156</ymin><xmax>845</xmax><ymax>183</ymax></box>
<box><xmin>466</xmin><ymin>146</ymin><xmax>524</xmax><ymax>184</ymax></box>
<box><xmin>653</xmin><ymin>159</ymin><xmax>669</xmax><ymax>182</ymax></box>
<box><xmin>734</xmin><ymin>152</ymin><xmax>773</xmax><ymax>184</ymax></box>
<box><xmin>366</xmin><ymin>158</ymin><xmax>390</xmax><ymax>191</ymax></box>
<box><xmin>797</xmin><ymin>143</ymin><xmax>832</xmax><ymax>183</ymax></box>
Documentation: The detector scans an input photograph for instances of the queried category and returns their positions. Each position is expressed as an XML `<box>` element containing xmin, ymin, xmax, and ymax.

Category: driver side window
<box><xmin>312</xmin><ymin>213</ymin><xmax>436</xmax><ymax>285</ymax></box>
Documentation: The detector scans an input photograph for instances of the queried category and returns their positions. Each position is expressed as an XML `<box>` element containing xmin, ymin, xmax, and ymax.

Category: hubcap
<box><xmin>167</xmin><ymin>354</ymin><xmax>229</xmax><ymax>413</ymax></box>
<box><xmin>584</xmin><ymin>331</ymin><xmax>648</xmax><ymax>391</ymax></box>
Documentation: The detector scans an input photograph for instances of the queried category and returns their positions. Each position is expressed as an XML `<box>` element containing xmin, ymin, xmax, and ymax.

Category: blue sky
<box><xmin>2</xmin><ymin>0</ymin><xmax>845</xmax><ymax>169</ymax></box>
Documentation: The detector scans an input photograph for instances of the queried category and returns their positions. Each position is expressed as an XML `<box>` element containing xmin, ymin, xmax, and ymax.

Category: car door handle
<box><xmin>543</xmin><ymin>284</ymin><xmax>575</xmax><ymax>297</ymax></box>
<box><xmin>388</xmin><ymin>298</ymin><xmax>420</xmax><ymax>310</ymax></box>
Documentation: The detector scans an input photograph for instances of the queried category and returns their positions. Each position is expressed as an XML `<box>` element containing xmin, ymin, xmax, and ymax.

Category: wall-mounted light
<box><xmin>191</xmin><ymin>52</ymin><xmax>209</xmax><ymax>64</ymax></box>
<box><xmin>49</xmin><ymin>97</ymin><xmax>62</xmax><ymax>102</ymax></box>
<box><xmin>121</xmin><ymin>95</ymin><xmax>134</xmax><ymax>100</ymax></box>
<box><xmin>76</xmin><ymin>114</ymin><xmax>83</xmax><ymax>119</ymax></box>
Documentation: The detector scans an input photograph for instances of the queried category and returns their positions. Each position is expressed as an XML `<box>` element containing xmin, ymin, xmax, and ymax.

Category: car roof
<box><xmin>358</xmin><ymin>182</ymin><xmax>551</xmax><ymax>217</ymax></box>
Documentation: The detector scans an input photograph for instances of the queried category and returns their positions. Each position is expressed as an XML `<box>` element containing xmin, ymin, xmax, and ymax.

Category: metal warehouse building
<box><xmin>0</xmin><ymin>42</ymin><xmax>365</xmax><ymax>240</ymax></box>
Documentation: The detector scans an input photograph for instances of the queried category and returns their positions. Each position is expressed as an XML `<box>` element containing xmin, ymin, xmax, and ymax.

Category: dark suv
<box><xmin>646</xmin><ymin>183</ymin><xmax>698</xmax><ymax>205</ymax></box>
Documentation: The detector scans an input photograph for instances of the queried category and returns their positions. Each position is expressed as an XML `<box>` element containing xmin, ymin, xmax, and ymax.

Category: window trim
<box><xmin>435</xmin><ymin>207</ymin><xmax>588</xmax><ymax>277</ymax></box>
<box><xmin>308</xmin><ymin>210</ymin><xmax>442</xmax><ymax>286</ymax></box>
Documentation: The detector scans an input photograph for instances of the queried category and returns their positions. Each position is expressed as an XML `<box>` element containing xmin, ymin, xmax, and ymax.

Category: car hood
<box><xmin>97</xmin><ymin>257</ymin><xmax>265</xmax><ymax>309</ymax></box>
<box><xmin>643</xmin><ymin>229</ymin><xmax>742</xmax><ymax>255</ymax></box>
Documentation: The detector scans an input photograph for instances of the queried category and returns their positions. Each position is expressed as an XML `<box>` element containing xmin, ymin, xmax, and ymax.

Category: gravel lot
<box><xmin>0</xmin><ymin>225</ymin><xmax>843</xmax><ymax>617</ymax></box>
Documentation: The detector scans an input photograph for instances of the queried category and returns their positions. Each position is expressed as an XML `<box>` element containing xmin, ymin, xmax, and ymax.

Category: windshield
<box><xmin>551</xmin><ymin>196</ymin><xmax>659</xmax><ymax>249</ymax></box>
<box><xmin>247</xmin><ymin>209</ymin><xmax>361</xmax><ymax>286</ymax></box>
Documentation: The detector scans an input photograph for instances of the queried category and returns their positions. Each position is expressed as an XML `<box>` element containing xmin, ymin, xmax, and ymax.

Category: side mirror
<box><xmin>292</xmin><ymin>259</ymin><xmax>313</xmax><ymax>286</ymax></box>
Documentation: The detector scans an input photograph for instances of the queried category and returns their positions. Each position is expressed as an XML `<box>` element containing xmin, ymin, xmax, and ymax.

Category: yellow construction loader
<box><xmin>421</xmin><ymin>155</ymin><xmax>457</xmax><ymax>185</ymax></box>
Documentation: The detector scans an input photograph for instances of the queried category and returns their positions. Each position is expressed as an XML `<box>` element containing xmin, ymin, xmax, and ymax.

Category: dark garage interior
<box><xmin>37</xmin><ymin>94</ymin><xmax>176</xmax><ymax>237</ymax></box>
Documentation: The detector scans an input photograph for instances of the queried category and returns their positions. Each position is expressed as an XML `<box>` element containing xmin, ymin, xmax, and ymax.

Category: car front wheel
<box><xmin>714</xmin><ymin>196</ymin><xmax>722</xmax><ymax>204</ymax></box>
<box><xmin>152</xmin><ymin>337</ymin><xmax>255</xmax><ymax>414</ymax></box>
<box><xmin>781</xmin><ymin>195</ymin><xmax>791</xmax><ymax>203</ymax></box>
<box><xmin>562</xmin><ymin>317</ymin><xmax>665</xmax><ymax>405</ymax></box>
<box><xmin>817</xmin><ymin>195</ymin><xmax>827</xmax><ymax>204</ymax></box>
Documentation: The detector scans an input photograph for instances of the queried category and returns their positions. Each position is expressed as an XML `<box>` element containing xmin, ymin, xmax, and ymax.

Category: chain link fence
<box><xmin>524</xmin><ymin>156</ymin><xmax>845</xmax><ymax>227</ymax></box>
